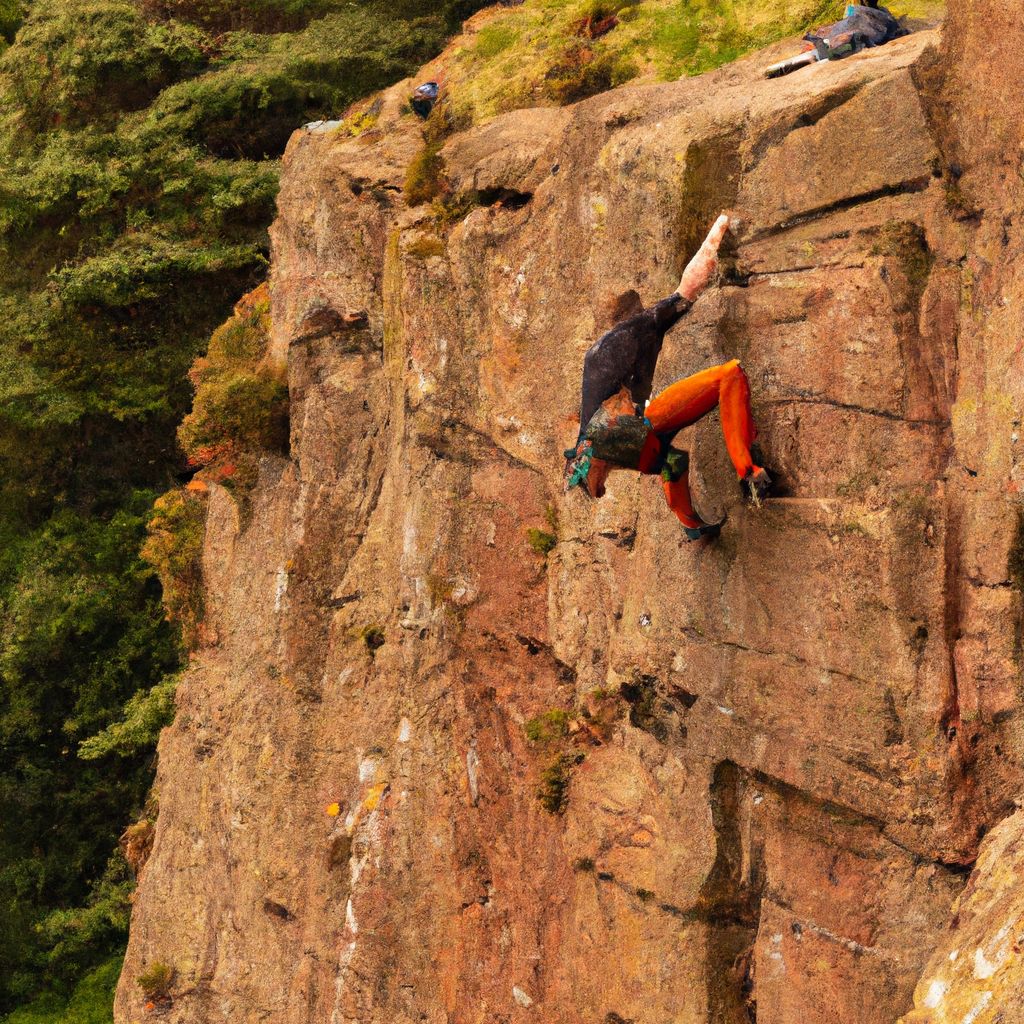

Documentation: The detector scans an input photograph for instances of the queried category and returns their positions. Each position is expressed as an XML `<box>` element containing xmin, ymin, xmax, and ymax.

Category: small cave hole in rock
<box><xmin>478</xmin><ymin>188</ymin><xmax>532</xmax><ymax>210</ymax></box>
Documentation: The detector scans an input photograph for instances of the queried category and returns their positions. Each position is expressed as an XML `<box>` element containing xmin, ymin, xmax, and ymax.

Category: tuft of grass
<box><xmin>524</xmin><ymin>708</ymin><xmax>571</xmax><ymax>743</ymax></box>
<box><xmin>431</xmin><ymin>188</ymin><xmax>482</xmax><ymax>229</ymax></box>
<box><xmin>405</xmin><ymin>234</ymin><xmax>447</xmax><ymax>260</ymax></box>
<box><xmin>137</xmin><ymin>961</ymin><xmax>174</xmax><ymax>1002</ymax></box>
<box><xmin>537</xmin><ymin>752</ymin><xmax>584</xmax><ymax>813</ymax></box>
<box><xmin>526</xmin><ymin>527</ymin><xmax>557</xmax><ymax>556</ymax></box>
<box><xmin>404</xmin><ymin>140</ymin><xmax>446</xmax><ymax>207</ymax></box>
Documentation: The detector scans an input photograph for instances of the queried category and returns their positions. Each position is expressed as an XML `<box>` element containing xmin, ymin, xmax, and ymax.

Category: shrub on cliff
<box><xmin>175</xmin><ymin>283</ymin><xmax>289</xmax><ymax>518</ymax></box>
<box><xmin>141</xmin><ymin>489</ymin><xmax>207</xmax><ymax>648</ymax></box>
<box><xmin>178</xmin><ymin>285</ymin><xmax>287</xmax><ymax>464</ymax></box>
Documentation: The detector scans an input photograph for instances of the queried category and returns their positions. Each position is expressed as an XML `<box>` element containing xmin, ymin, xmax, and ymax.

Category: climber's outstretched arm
<box><xmin>677</xmin><ymin>213</ymin><xmax>730</xmax><ymax>303</ymax></box>
<box><xmin>636</xmin><ymin>213</ymin><xmax>732</xmax><ymax>403</ymax></box>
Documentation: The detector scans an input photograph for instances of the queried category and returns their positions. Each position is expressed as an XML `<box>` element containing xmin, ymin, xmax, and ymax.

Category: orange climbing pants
<box><xmin>662</xmin><ymin>472</ymin><xmax>703</xmax><ymax>530</ymax></box>
<box><xmin>645</xmin><ymin>359</ymin><xmax>760</xmax><ymax>480</ymax></box>
<box><xmin>643</xmin><ymin>360</ymin><xmax>762</xmax><ymax>530</ymax></box>
<box><xmin>578</xmin><ymin>362</ymin><xmax>762</xmax><ymax>531</ymax></box>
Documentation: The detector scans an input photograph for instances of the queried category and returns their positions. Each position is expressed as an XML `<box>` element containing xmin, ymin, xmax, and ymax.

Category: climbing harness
<box><xmin>565</xmin><ymin>442</ymin><xmax>594</xmax><ymax>490</ymax></box>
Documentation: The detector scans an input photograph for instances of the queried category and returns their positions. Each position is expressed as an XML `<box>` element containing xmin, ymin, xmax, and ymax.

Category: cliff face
<box><xmin>116</xmin><ymin>5</ymin><xmax>1024</xmax><ymax>1023</ymax></box>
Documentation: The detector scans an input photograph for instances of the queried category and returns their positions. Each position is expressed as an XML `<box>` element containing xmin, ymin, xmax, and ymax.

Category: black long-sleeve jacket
<box><xmin>576</xmin><ymin>292</ymin><xmax>691</xmax><ymax>444</ymax></box>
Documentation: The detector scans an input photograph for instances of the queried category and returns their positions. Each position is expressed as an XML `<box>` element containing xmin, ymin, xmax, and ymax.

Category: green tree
<box><xmin>0</xmin><ymin>0</ymin><xmax>488</xmax><ymax>1017</ymax></box>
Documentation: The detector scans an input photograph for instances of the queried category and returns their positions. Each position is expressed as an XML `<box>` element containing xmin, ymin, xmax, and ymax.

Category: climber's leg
<box><xmin>647</xmin><ymin>360</ymin><xmax>771</xmax><ymax>501</ymax></box>
<box><xmin>644</xmin><ymin>363</ymin><xmax>730</xmax><ymax>436</ymax></box>
<box><xmin>719</xmin><ymin>363</ymin><xmax>772</xmax><ymax>500</ymax></box>
<box><xmin>660</xmin><ymin>448</ymin><xmax>723</xmax><ymax>541</ymax></box>
<box><xmin>718</xmin><ymin>361</ymin><xmax>756</xmax><ymax>478</ymax></box>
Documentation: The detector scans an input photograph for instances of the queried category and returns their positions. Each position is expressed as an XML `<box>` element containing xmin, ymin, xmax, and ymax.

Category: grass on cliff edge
<box><xmin>421</xmin><ymin>0</ymin><xmax>946</xmax><ymax>127</ymax></box>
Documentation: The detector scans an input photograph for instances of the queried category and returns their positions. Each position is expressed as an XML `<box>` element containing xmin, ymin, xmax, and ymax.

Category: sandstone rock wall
<box><xmin>116</xmin><ymin>7</ymin><xmax>1024</xmax><ymax>1023</ymax></box>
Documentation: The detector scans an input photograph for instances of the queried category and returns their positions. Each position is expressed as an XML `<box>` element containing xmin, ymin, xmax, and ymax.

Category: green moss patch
<box><xmin>870</xmin><ymin>220</ymin><xmax>935</xmax><ymax>308</ymax></box>
<box><xmin>404</xmin><ymin>139</ymin><xmax>447</xmax><ymax>207</ymax></box>
<box><xmin>405</xmin><ymin>233</ymin><xmax>447</xmax><ymax>260</ymax></box>
<box><xmin>524</xmin><ymin>708</ymin><xmax>571</xmax><ymax>743</ymax></box>
<box><xmin>526</xmin><ymin>527</ymin><xmax>557</xmax><ymax>556</ymax></box>
<box><xmin>537</xmin><ymin>753</ymin><xmax>583</xmax><ymax>813</ymax></box>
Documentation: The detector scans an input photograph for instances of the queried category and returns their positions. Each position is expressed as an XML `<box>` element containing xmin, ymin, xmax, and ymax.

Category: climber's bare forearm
<box><xmin>677</xmin><ymin>213</ymin><xmax>730</xmax><ymax>302</ymax></box>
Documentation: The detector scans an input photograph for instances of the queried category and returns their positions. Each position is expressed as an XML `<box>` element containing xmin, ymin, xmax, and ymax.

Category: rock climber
<box><xmin>411</xmin><ymin>82</ymin><xmax>439</xmax><ymax>119</ymax></box>
<box><xmin>564</xmin><ymin>214</ymin><xmax>771</xmax><ymax>540</ymax></box>
<box><xmin>765</xmin><ymin>1</ymin><xmax>907</xmax><ymax>79</ymax></box>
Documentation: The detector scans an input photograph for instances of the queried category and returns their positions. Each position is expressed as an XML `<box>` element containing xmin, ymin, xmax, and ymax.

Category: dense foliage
<box><xmin>0</xmin><ymin>0</ymin><xmax>483</xmax><ymax>1018</ymax></box>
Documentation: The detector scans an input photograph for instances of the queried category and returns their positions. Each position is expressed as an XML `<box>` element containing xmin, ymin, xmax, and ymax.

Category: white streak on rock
<box><xmin>512</xmin><ymin>986</ymin><xmax>533</xmax><ymax>1008</ymax></box>
<box><xmin>358</xmin><ymin>756</ymin><xmax>378</xmax><ymax>783</ymax></box>
<box><xmin>923</xmin><ymin>978</ymin><xmax>947</xmax><ymax>1009</ymax></box>
<box><xmin>962</xmin><ymin>991</ymin><xmax>993</xmax><ymax>1024</ymax></box>
<box><xmin>274</xmin><ymin>567</ymin><xmax>288</xmax><ymax>611</ymax></box>
<box><xmin>467</xmin><ymin>742</ymin><xmax>480</xmax><ymax>806</ymax></box>
<box><xmin>974</xmin><ymin>946</ymin><xmax>998</xmax><ymax>980</ymax></box>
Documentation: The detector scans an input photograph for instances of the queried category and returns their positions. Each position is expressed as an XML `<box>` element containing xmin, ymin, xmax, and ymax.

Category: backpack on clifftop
<box><xmin>765</xmin><ymin>2</ymin><xmax>908</xmax><ymax>78</ymax></box>
<box><xmin>804</xmin><ymin>2</ymin><xmax>908</xmax><ymax>61</ymax></box>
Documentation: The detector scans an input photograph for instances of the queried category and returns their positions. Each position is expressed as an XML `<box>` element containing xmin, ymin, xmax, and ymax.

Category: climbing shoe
<box><xmin>743</xmin><ymin>468</ymin><xmax>773</xmax><ymax>503</ymax></box>
<box><xmin>683</xmin><ymin>519</ymin><xmax>724</xmax><ymax>542</ymax></box>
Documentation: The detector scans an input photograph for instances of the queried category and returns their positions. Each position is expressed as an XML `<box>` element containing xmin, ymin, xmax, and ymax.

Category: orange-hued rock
<box><xmin>898</xmin><ymin>808</ymin><xmax>1024</xmax><ymax>1024</ymax></box>
<box><xmin>116</xmin><ymin>6</ymin><xmax>1024</xmax><ymax>1023</ymax></box>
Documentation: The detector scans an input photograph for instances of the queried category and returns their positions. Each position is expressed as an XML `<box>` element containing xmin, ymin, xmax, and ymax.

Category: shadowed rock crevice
<box><xmin>676</xmin><ymin>131</ymin><xmax>743</xmax><ymax>275</ymax></box>
<box><xmin>751</xmin><ymin>177</ymin><xmax>934</xmax><ymax>241</ymax></box>
<box><xmin>699</xmin><ymin>762</ymin><xmax>764</xmax><ymax>1024</ymax></box>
